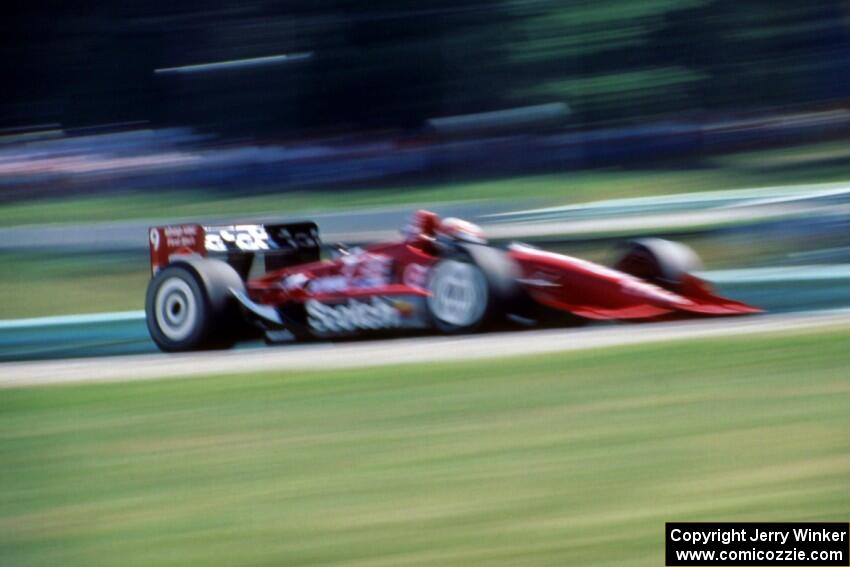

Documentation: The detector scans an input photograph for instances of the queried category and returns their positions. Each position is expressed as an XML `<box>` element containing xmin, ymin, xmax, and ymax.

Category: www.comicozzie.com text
<box><xmin>670</xmin><ymin>527</ymin><xmax>847</xmax><ymax>546</ymax></box>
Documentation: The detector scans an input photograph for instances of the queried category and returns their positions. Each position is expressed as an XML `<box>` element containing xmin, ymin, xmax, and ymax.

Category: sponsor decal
<box><xmin>306</xmin><ymin>298</ymin><xmax>402</xmax><ymax>333</ymax></box>
<box><xmin>273</xmin><ymin>226</ymin><xmax>320</xmax><ymax>249</ymax></box>
<box><xmin>159</xmin><ymin>225</ymin><xmax>198</xmax><ymax>249</ymax></box>
<box><xmin>309</xmin><ymin>275</ymin><xmax>348</xmax><ymax>293</ymax></box>
<box><xmin>389</xmin><ymin>299</ymin><xmax>416</xmax><ymax>317</ymax></box>
<box><xmin>206</xmin><ymin>225</ymin><xmax>270</xmax><ymax>252</ymax></box>
<box><xmin>403</xmin><ymin>263</ymin><xmax>430</xmax><ymax>289</ymax></box>
<box><xmin>309</xmin><ymin>252</ymin><xmax>394</xmax><ymax>293</ymax></box>
<box><xmin>281</xmin><ymin>273</ymin><xmax>309</xmax><ymax>291</ymax></box>
<box><xmin>164</xmin><ymin>225</ymin><xmax>197</xmax><ymax>237</ymax></box>
<box><xmin>341</xmin><ymin>251</ymin><xmax>393</xmax><ymax>288</ymax></box>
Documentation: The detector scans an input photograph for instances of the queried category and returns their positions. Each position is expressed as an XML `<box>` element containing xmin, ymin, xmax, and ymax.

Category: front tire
<box><xmin>426</xmin><ymin>245</ymin><xmax>525</xmax><ymax>334</ymax></box>
<box><xmin>427</xmin><ymin>259</ymin><xmax>490</xmax><ymax>333</ymax></box>
<box><xmin>614</xmin><ymin>238</ymin><xmax>703</xmax><ymax>290</ymax></box>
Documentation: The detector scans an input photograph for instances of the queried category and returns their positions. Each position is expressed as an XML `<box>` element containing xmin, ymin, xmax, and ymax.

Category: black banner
<box><xmin>666</xmin><ymin>523</ymin><xmax>849</xmax><ymax>566</ymax></box>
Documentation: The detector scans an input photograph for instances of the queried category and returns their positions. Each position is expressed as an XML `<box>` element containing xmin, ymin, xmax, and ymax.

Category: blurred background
<box><xmin>4</xmin><ymin>0</ymin><xmax>850</xmax><ymax>322</ymax></box>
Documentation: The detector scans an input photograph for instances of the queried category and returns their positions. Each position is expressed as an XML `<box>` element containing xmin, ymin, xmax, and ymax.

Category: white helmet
<box><xmin>436</xmin><ymin>217</ymin><xmax>487</xmax><ymax>244</ymax></box>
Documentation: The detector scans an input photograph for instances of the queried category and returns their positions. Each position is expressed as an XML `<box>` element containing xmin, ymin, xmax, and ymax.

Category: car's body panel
<box><xmin>238</xmin><ymin>238</ymin><xmax>759</xmax><ymax>338</ymax></box>
<box><xmin>506</xmin><ymin>243</ymin><xmax>760</xmax><ymax>320</ymax></box>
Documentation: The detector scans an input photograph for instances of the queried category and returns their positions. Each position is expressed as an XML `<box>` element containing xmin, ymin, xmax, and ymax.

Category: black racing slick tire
<box><xmin>426</xmin><ymin>244</ymin><xmax>524</xmax><ymax>334</ymax></box>
<box><xmin>614</xmin><ymin>238</ymin><xmax>703</xmax><ymax>290</ymax></box>
<box><xmin>145</xmin><ymin>258</ymin><xmax>245</xmax><ymax>352</ymax></box>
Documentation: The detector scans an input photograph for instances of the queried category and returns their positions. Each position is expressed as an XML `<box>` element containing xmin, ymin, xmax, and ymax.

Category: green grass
<box><xmin>2</xmin><ymin>328</ymin><xmax>849</xmax><ymax>566</ymax></box>
<box><xmin>4</xmin><ymin>139</ymin><xmax>850</xmax><ymax>227</ymax></box>
<box><xmin>0</xmin><ymin>253</ymin><xmax>148</xmax><ymax>318</ymax></box>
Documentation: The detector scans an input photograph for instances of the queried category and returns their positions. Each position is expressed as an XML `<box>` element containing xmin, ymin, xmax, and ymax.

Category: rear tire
<box><xmin>145</xmin><ymin>259</ymin><xmax>245</xmax><ymax>352</ymax></box>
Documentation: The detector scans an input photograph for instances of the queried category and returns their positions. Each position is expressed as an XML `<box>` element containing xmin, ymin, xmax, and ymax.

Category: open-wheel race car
<box><xmin>145</xmin><ymin>210</ymin><xmax>760</xmax><ymax>352</ymax></box>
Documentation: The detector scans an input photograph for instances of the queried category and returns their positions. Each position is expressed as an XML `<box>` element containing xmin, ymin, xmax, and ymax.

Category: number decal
<box><xmin>149</xmin><ymin>228</ymin><xmax>161</xmax><ymax>250</ymax></box>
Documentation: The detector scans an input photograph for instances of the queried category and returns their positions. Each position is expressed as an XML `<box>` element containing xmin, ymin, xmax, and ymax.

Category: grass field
<box><xmin>0</xmin><ymin>253</ymin><xmax>148</xmax><ymax>319</ymax></box>
<box><xmin>2</xmin><ymin>328</ymin><xmax>849</xmax><ymax>566</ymax></box>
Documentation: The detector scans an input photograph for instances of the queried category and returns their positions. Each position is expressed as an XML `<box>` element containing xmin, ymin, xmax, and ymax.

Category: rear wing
<box><xmin>149</xmin><ymin>222</ymin><xmax>321</xmax><ymax>277</ymax></box>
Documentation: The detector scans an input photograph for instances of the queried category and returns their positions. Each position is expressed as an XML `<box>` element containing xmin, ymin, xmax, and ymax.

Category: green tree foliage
<box><xmin>4</xmin><ymin>0</ymin><xmax>850</xmax><ymax>132</ymax></box>
<box><xmin>502</xmin><ymin>0</ymin><xmax>850</xmax><ymax>122</ymax></box>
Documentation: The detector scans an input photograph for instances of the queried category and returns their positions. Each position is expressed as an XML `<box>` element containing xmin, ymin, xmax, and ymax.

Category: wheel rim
<box><xmin>154</xmin><ymin>277</ymin><xmax>198</xmax><ymax>341</ymax></box>
<box><xmin>427</xmin><ymin>260</ymin><xmax>487</xmax><ymax>327</ymax></box>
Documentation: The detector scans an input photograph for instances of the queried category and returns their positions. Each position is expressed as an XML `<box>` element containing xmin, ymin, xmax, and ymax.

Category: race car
<box><xmin>145</xmin><ymin>210</ymin><xmax>760</xmax><ymax>352</ymax></box>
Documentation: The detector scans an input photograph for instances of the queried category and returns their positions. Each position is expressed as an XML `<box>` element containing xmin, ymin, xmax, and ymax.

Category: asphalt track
<box><xmin>2</xmin><ymin>308</ymin><xmax>849</xmax><ymax>388</ymax></box>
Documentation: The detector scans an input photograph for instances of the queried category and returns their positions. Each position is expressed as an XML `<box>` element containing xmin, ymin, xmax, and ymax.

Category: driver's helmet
<box><xmin>436</xmin><ymin>217</ymin><xmax>487</xmax><ymax>244</ymax></box>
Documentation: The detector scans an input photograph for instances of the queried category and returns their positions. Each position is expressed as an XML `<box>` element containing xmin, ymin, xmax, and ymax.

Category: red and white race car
<box><xmin>145</xmin><ymin>210</ymin><xmax>760</xmax><ymax>352</ymax></box>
